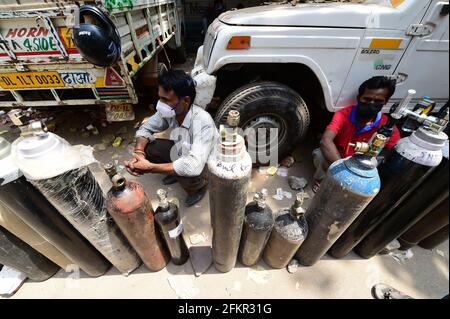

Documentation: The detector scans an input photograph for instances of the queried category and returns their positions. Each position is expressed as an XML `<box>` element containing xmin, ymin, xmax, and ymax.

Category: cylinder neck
<box><xmin>111</xmin><ymin>174</ymin><xmax>126</xmax><ymax>190</ymax></box>
<box><xmin>104</xmin><ymin>163</ymin><xmax>125</xmax><ymax>189</ymax></box>
<box><xmin>290</xmin><ymin>192</ymin><xmax>308</xmax><ymax>219</ymax></box>
<box><xmin>104</xmin><ymin>163</ymin><xmax>117</xmax><ymax>178</ymax></box>
<box><xmin>254</xmin><ymin>189</ymin><xmax>268</xmax><ymax>209</ymax></box>
<box><xmin>157</xmin><ymin>189</ymin><xmax>170</xmax><ymax>210</ymax></box>
<box><xmin>19</xmin><ymin>121</ymin><xmax>48</xmax><ymax>137</ymax></box>
<box><xmin>217</xmin><ymin>110</ymin><xmax>246</xmax><ymax>163</ymax></box>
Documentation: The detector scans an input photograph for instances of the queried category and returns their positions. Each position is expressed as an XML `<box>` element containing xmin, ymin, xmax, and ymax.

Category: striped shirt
<box><xmin>136</xmin><ymin>105</ymin><xmax>219</xmax><ymax>177</ymax></box>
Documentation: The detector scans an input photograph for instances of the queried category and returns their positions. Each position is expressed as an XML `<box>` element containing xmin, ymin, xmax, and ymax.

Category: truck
<box><xmin>191</xmin><ymin>0</ymin><xmax>449</xmax><ymax>162</ymax></box>
<box><xmin>0</xmin><ymin>0</ymin><xmax>186</xmax><ymax>121</ymax></box>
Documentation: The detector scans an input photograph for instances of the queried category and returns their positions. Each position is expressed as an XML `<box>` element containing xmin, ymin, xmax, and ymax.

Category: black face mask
<box><xmin>357</xmin><ymin>101</ymin><xmax>384</xmax><ymax>119</ymax></box>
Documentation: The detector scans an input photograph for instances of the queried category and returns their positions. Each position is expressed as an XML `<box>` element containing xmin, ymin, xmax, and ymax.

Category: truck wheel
<box><xmin>215</xmin><ymin>81</ymin><xmax>310</xmax><ymax>165</ymax></box>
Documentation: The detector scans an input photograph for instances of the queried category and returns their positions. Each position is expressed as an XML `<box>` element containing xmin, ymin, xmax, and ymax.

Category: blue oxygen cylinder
<box><xmin>295</xmin><ymin>152</ymin><xmax>382</xmax><ymax>266</ymax></box>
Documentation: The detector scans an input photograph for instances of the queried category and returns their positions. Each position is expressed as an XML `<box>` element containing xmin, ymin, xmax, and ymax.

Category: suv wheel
<box><xmin>215</xmin><ymin>81</ymin><xmax>310</xmax><ymax>165</ymax></box>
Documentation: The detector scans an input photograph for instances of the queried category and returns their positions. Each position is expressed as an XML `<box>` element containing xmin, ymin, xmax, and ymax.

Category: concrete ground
<box><xmin>0</xmin><ymin>57</ymin><xmax>448</xmax><ymax>299</ymax></box>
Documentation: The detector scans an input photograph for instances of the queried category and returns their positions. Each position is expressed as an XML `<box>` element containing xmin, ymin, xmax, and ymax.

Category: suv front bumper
<box><xmin>191</xmin><ymin>46</ymin><xmax>217</xmax><ymax>109</ymax></box>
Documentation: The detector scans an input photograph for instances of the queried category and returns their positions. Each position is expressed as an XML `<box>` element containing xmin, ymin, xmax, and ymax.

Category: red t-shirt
<box><xmin>326</xmin><ymin>105</ymin><xmax>401</xmax><ymax>158</ymax></box>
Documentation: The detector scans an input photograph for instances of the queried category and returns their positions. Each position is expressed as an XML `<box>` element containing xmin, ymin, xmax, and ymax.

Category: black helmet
<box><xmin>73</xmin><ymin>5</ymin><xmax>121</xmax><ymax>67</ymax></box>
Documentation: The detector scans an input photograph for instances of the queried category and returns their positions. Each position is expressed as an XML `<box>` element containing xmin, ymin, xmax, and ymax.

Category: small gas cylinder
<box><xmin>105</xmin><ymin>164</ymin><xmax>169</xmax><ymax>272</ymax></box>
<box><xmin>296</xmin><ymin>154</ymin><xmax>380</xmax><ymax>266</ymax></box>
<box><xmin>263</xmin><ymin>193</ymin><xmax>308</xmax><ymax>269</ymax></box>
<box><xmin>239</xmin><ymin>189</ymin><xmax>274</xmax><ymax>267</ymax></box>
<box><xmin>155</xmin><ymin>189</ymin><xmax>189</xmax><ymax>265</ymax></box>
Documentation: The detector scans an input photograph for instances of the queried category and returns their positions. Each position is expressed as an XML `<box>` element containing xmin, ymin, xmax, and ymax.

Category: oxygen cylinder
<box><xmin>208</xmin><ymin>110</ymin><xmax>252</xmax><ymax>273</ymax></box>
<box><xmin>398</xmin><ymin>197</ymin><xmax>448</xmax><ymax>250</ymax></box>
<box><xmin>263</xmin><ymin>193</ymin><xmax>308</xmax><ymax>269</ymax></box>
<box><xmin>105</xmin><ymin>165</ymin><xmax>169</xmax><ymax>271</ymax></box>
<box><xmin>355</xmin><ymin>152</ymin><xmax>449</xmax><ymax>258</ymax></box>
<box><xmin>12</xmin><ymin>122</ymin><xmax>141</xmax><ymax>275</ymax></box>
<box><xmin>0</xmin><ymin>136</ymin><xmax>110</xmax><ymax>277</ymax></box>
<box><xmin>419</xmin><ymin>225</ymin><xmax>449</xmax><ymax>250</ymax></box>
<box><xmin>329</xmin><ymin>127</ymin><xmax>448</xmax><ymax>258</ymax></box>
<box><xmin>154</xmin><ymin>189</ymin><xmax>189</xmax><ymax>266</ymax></box>
<box><xmin>296</xmin><ymin>153</ymin><xmax>381</xmax><ymax>266</ymax></box>
<box><xmin>238</xmin><ymin>189</ymin><xmax>274</xmax><ymax>267</ymax></box>
<box><xmin>0</xmin><ymin>225</ymin><xmax>59</xmax><ymax>282</ymax></box>
<box><xmin>0</xmin><ymin>203</ymin><xmax>72</xmax><ymax>270</ymax></box>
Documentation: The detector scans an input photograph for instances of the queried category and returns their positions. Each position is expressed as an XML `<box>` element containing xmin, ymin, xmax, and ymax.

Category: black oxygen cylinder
<box><xmin>398</xmin><ymin>197</ymin><xmax>449</xmax><ymax>250</ymax></box>
<box><xmin>0</xmin><ymin>137</ymin><xmax>110</xmax><ymax>277</ymax></box>
<box><xmin>329</xmin><ymin>127</ymin><xmax>448</xmax><ymax>259</ymax></box>
<box><xmin>238</xmin><ymin>190</ymin><xmax>274</xmax><ymax>267</ymax></box>
<box><xmin>154</xmin><ymin>189</ymin><xmax>189</xmax><ymax>265</ymax></box>
<box><xmin>419</xmin><ymin>225</ymin><xmax>449</xmax><ymax>250</ymax></box>
<box><xmin>0</xmin><ymin>225</ymin><xmax>59</xmax><ymax>282</ymax></box>
<box><xmin>355</xmin><ymin>156</ymin><xmax>449</xmax><ymax>258</ymax></box>
<box><xmin>263</xmin><ymin>193</ymin><xmax>308</xmax><ymax>269</ymax></box>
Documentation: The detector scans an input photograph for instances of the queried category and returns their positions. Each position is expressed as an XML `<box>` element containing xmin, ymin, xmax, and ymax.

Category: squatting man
<box><xmin>125</xmin><ymin>70</ymin><xmax>219</xmax><ymax>207</ymax></box>
<box><xmin>312</xmin><ymin>76</ymin><xmax>401</xmax><ymax>192</ymax></box>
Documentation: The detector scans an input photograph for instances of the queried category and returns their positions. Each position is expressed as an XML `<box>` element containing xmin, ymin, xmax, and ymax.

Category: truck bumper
<box><xmin>191</xmin><ymin>46</ymin><xmax>217</xmax><ymax>109</ymax></box>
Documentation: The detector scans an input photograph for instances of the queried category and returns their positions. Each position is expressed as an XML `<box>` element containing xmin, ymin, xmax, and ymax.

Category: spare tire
<box><xmin>215</xmin><ymin>81</ymin><xmax>310</xmax><ymax>165</ymax></box>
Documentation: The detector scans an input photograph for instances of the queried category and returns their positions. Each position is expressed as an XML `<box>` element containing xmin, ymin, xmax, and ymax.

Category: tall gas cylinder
<box><xmin>0</xmin><ymin>203</ymin><xmax>72</xmax><ymax>270</ymax></box>
<box><xmin>0</xmin><ymin>136</ymin><xmax>110</xmax><ymax>277</ymax></box>
<box><xmin>208</xmin><ymin>110</ymin><xmax>252</xmax><ymax>273</ymax></box>
<box><xmin>12</xmin><ymin>122</ymin><xmax>141</xmax><ymax>275</ymax></box>
<box><xmin>263</xmin><ymin>192</ymin><xmax>308</xmax><ymax>269</ymax></box>
<box><xmin>0</xmin><ymin>225</ymin><xmax>59</xmax><ymax>282</ymax></box>
<box><xmin>419</xmin><ymin>225</ymin><xmax>449</xmax><ymax>250</ymax></box>
<box><xmin>329</xmin><ymin>127</ymin><xmax>448</xmax><ymax>258</ymax></box>
<box><xmin>398</xmin><ymin>196</ymin><xmax>448</xmax><ymax>250</ymax></box>
<box><xmin>355</xmin><ymin>146</ymin><xmax>449</xmax><ymax>258</ymax></box>
<box><xmin>296</xmin><ymin>153</ymin><xmax>381</xmax><ymax>266</ymax></box>
<box><xmin>154</xmin><ymin>189</ymin><xmax>189</xmax><ymax>265</ymax></box>
<box><xmin>105</xmin><ymin>165</ymin><xmax>169</xmax><ymax>271</ymax></box>
<box><xmin>238</xmin><ymin>189</ymin><xmax>274</xmax><ymax>267</ymax></box>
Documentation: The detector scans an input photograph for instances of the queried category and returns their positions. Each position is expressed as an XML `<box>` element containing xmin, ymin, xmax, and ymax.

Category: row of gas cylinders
<box><xmin>208</xmin><ymin>110</ymin><xmax>449</xmax><ymax>272</ymax></box>
<box><xmin>0</xmin><ymin>108</ymin><xmax>448</xmax><ymax>281</ymax></box>
<box><xmin>0</xmin><ymin>126</ymin><xmax>189</xmax><ymax>281</ymax></box>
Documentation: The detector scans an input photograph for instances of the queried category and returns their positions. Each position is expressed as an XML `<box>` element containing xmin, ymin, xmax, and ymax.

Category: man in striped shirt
<box><xmin>124</xmin><ymin>70</ymin><xmax>219</xmax><ymax>207</ymax></box>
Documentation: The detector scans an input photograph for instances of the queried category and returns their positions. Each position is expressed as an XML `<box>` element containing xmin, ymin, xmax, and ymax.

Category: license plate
<box><xmin>0</xmin><ymin>72</ymin><xmax>65</xmax><ymax>89</ymax></box>
<box><xmin>105</xmin><ymin>104</ymin><xmax>135</xmax><ymax>122</ymax></box>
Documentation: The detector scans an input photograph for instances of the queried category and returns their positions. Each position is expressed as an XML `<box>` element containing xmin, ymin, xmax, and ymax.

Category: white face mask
<box><xmin>156</xmin><ymin>100</ymin><xmax>176</xmax><ymax>119</ymax></box>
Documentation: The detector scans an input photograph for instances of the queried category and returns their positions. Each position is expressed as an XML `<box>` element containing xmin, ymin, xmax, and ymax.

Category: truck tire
<box><xmin>215</xmin><ymin>81</ymin><xmax>310</xmax><ymax>165</ymax></box>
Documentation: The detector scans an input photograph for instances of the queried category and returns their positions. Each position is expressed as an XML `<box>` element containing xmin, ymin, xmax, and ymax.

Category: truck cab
<box><xmin>192</xmin><ymin>0</ymin><xmax>449</xmax><ymax>162</ymax></box>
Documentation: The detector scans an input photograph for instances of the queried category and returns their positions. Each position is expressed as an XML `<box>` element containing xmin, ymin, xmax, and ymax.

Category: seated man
<box><xmin>124</xmin><ymin>70</ymin><xmax>219</xmax><ymax>207</ymax></box>
<box><xmin>313</xmin><ymin>76</ymin><xmax>400</xmax><ymax>192</ymax></box>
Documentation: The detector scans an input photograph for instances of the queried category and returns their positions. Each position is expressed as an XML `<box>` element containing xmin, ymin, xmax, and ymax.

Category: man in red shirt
<box><xmin>313</xmin><ymin>76</ymin><xmax>400</xmax><ymax>192</ymax></box>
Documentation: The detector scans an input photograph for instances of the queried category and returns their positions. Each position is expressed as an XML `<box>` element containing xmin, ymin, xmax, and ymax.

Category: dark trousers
<box><xmin>145</xmin><ymin>139</ymin><xmax>208</xmax><ymax>195</ymax></box>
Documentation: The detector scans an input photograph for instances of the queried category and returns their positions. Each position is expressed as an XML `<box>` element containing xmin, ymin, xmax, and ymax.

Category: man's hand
<box><xmin>124</xmin><ymin>153</ymin><xmax>155</xmax><ymax>177</ymax></box>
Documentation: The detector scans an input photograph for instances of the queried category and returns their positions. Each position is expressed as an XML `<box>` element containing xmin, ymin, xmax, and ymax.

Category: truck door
<box><xmin>335</xmin><ymin>0</ymin><xmax>431</xmax><ymax>109</ymax></box>
<box><xmin>392</xmin><ymin>0</ymin><xmax>449</xmax><ymax>109</ymax></box>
